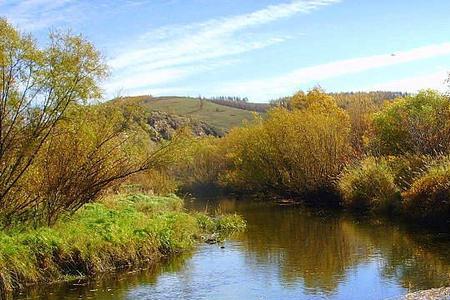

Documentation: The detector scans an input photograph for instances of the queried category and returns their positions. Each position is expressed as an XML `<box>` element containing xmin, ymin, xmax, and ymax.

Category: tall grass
<box><xmin>0</xmin><ymin>193</ymin><xmax>245</xmax><ymax>293</ymax></box>
<box><xmin>338</xmin><ymin>157</ymin><xmax>401</xmax><ymax>213</ymax></box>
<box><xmin>403</xmin><ymin>157</ymin><xmax>450</xmax><ymax>220</ymax></box>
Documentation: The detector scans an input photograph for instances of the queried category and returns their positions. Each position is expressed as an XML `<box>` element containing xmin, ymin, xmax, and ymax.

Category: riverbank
<box><xmin>0</xmin><ymin>193</ymin><xmax>245</xmax><ymax>295</ymax></box>
<box><xmin>397</xmin><ymin>287</ymin><xmax>450</xmax><ymax>299</ymax></box>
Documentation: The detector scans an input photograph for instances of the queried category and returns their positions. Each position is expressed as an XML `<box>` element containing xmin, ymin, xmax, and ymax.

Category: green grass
<box><xmin>0</xmin><ymin>193</ymin><xmax>245</xmax><ymax>293</ymax></box>
<box><xmin>137</xmin><ymin>96</ymin><xmax>259</xmax><ymax>132</ymax></box>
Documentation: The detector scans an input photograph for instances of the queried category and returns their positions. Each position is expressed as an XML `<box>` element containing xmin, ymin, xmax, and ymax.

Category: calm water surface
<box><xmin>17</xmin><ymin>198</ymin><xmax>450</xmax><ymax>300</ymax></box>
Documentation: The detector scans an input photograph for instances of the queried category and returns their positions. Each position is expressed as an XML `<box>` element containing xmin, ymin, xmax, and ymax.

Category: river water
<box><xmin>17</xmin><ymin>197</ymin><xmax>450</xmax><ymax>300</ymax></box>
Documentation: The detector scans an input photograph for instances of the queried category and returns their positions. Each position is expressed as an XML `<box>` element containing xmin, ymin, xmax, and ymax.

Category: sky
<box><xmin>1</xmin><ymin>0</ymin><xmax>450</xmax><ymax>102</ymax></box>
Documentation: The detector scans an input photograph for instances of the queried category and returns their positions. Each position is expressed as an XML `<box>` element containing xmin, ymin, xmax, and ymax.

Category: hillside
<box><xmin>116</xmin><ymin>96</ymin><xmax>259</xmax><ymax>134</ymax></box>
<box><xmin>110</xmin><ymin>92</ymin><xmax>406</xmax><ymax>138</ymax></box>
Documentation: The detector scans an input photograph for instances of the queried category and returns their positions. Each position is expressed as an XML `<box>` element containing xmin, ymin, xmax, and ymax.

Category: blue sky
<box><xmin>2</xmin><ymin>0</ymin><xmax>450</xmax><ymax>102</ymax></box>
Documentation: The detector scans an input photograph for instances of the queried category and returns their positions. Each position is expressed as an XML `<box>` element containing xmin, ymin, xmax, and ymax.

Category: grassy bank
<box><xmin>0</xmin><ymin>193</ymin><xmax>245</xmax><ymax>294</ymax></box>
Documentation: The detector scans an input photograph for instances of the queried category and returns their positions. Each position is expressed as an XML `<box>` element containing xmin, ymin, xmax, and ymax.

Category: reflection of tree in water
<box><xmin>17</xmin><ymin>198</ymin><xmax>450</xmax><ymax>299</ymax></box>
<box><xmin>237</xmin><ymin>205</ymin><xmax>372</xmax><ymax>294</ymax></box>
<box><xmin>231</xmin><ymin>201</ymin><xmax>450</xmax><ymax>295</ymax></box>
<box><xmin>347</xmin><ymin>219</ymin><xmax>450</xmax><ymax>291</ymax></box>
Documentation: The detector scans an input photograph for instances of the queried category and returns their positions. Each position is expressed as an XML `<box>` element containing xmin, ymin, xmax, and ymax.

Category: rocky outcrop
<box><xmin>146</xmin><ymin>111</ymin><xmax>222</xmax><ymax>141</ymax></box>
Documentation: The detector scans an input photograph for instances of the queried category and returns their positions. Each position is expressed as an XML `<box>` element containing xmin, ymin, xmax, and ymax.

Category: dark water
<box><xmin>17</xmin><ymin>198</ymin><xmax>450</xmax><ymax>300</ymax></box>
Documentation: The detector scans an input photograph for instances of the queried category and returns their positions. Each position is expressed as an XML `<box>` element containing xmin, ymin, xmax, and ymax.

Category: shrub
<box><xmin>338</xmin><ymin>157</ymin><xmax>401</xmax><ymax>212</ymax></box>
<box><xmin>385</xmin><ymin>154</ymin><xmax>433</xmax><ymax>191</ymax></box>
<box><xmin>122</xmin><ymin>169</ymin><xmax>179</xmax><ymax>195</ymax></box>
<box><xmin>403</xmin><ymin>157</ymin><xmax>450</xmax><ymax>220</ymax></box>
<box><xmin>220</xmin><ymin>88</ymin><xmax>352</xmax><ymax>197</ymax></box>
<box><xmin>367</xmin><ymin>90</ymin><xmax>450</xmax><ymax>156</ymax></box>
<box><xmin>176</xmin><ymin>136</ymin><xmax>229</xmax><ymax>190</ymax></box>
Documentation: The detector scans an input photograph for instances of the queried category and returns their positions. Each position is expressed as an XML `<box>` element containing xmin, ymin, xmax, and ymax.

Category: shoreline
<box><xmin>0</xmin><ymin>193</ymin><xmax>245</xmax><ymax>297</ymax></box>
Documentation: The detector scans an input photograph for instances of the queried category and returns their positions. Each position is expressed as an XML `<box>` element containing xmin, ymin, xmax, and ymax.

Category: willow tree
<box><xmin>221</xmin><ymin>88</ymin><xmax>352</xmax><ymax>198</ymax></box>
<box><xmin>0</xmin><ymin>19</ymin><xmax>108</xmax><ymax>222</ymax></box>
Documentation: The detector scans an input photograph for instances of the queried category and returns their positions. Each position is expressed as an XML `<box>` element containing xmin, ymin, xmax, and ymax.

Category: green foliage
<box><xmin>338</xmin><ymin>157</ymin><xmax>401</xmax><ymax>212</ymax></box>
<box><xmin>368</xmin><ymin>90</ymin><xmax>450</xmax><ymax>156</ymax></box>
<box><xmin>403</xmin><ymin>157</ymin><xmax>450</xmax><ymax>220</ymax></box>
<box><xmin>195</xmin><ymin>213</ymin><xmax>246</xmax><ymax>236</ymax></box>
<box><xmin>0</xmin><ymin>193</ymin><xmax>245</xmax><ymax>292</ymax></box>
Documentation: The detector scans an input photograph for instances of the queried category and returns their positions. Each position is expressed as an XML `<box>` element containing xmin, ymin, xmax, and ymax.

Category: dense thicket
<box><xmin>367</xmin><ymin>90</ymin><xmax>450</xmax><ymax>156</ymax></box>
<box><xmin>179</xmin><ymin>89</ymin><xmax>351</xmax><ymax>201</ymax></box>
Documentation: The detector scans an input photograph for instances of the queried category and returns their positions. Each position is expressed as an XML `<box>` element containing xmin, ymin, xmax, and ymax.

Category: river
<box><xmin>16</xmin><ymin>197</ymin><xmax>450</xmax><ymax>299</ymax></box>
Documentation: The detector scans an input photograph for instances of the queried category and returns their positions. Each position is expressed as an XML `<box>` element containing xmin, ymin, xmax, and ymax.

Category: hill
<box><xmin>109</xmin><ymin>92</ymin><xmax>407</xmax><ymax>138</ymax></box>
<box><xmin>115</xmin><ymin>96</ymin><xmax>259</xmax><ymax>134</ymax></box>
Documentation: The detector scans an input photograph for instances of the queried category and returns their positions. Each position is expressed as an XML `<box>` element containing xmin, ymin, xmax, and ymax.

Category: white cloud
<box><xmin>211</xmin><ymin>43</ymin><xmax>450</xmax><ymax>100</ymax></box>
<box><xmin>369</xmin><ymin>70</ymin><xmax>449</xmax><ymax>93</ymax></box>
<box><xmin>0</xmin><ymin>0</ymin><xmax>79</xmax><ymax>30</ymax></box>
<box><xmin>106</xmin><ymin>0</ymin><xmax>341</xmax><ymax>96</ymax></box>
<box><xmin>105</xmin><ymin>58</ymin><xmax>239</xmax><ymax>93</ymax></box>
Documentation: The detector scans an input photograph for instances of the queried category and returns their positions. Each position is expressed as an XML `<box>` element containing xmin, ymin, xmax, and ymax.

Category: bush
<box><xmin>176</xmin><ymin>136</ymin><xmax>229</xmax><ymax>191</ymax></box>
<box><xmin>122</xmin><ymin>169</ymin><xmax>179</xmax><ymax>195</ymax></box>
<box><xmin>219</xmin><ymin>88</ymin><xmax>352</xmax><ymax>197</ymax></box>
<box><xmin>338</xmin><ymin>157</ymin><xmax>401</xmax><ymax>212</ymax></box>
<box><xmin>403</xmin><ymin>157</ymin><xmax>450</xmax><ymax>220</ymax></box>
<box><xmin>368</xmin><ymin>90</ymin><xmax>450</xmax><ymax>156</ymax></box>
<box><xmin>385</xmin><ymin>154</ymin><xmax>432</xmax><ymax>191</ymax></box>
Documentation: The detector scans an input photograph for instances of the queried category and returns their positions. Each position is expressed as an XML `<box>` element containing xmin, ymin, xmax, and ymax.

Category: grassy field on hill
<box><xmin>138</xmin><ymin>96</ymin><xmax>258</xmax><ymax>132</ymax></box>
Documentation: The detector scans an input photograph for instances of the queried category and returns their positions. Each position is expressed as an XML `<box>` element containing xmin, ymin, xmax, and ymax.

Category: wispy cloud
<box><xmin>0</xmin><ymin>0</ymin><xmax>143</xmax><ymax>31</ymax></box>
<box><xmin>0</xmin><ymin>0</ymin><xmax>80</xmax><ymax>30</ymax></box>
<box><xmin>369</xmin><ymin>70</ymin><xmax>449</xmax><ymax>93</ymax></box>
<box><xmin>211</xmin><ymin>42</ymin><xmax>450</xmax><ymax>100</ymax></box>
<box><xmin>106</xmin><ymin>0</ymin><xmax>341</xmax><ymax>95</ymax></box>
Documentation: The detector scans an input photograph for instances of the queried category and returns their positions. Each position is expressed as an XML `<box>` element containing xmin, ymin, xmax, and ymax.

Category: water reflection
<box><xmin>189</xmin><ymin>198</ymin><xmax>450</xmax><ymax>295</ymax></box>
<box><xmin>17</xmin><ymin>198</ymin><xmax>450</xmax><ymax>300</ymax></box>
<box><xmin>15</xmin><ymin>253</ymin><xmax>194</xmax><ymax>300</ymax></box>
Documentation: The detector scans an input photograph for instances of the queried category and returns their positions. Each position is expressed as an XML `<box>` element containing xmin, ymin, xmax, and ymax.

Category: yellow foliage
<box><xmin>218</xmin><ymin>89</ymin><xmax>352</xmax><ymax>196</ymax></box>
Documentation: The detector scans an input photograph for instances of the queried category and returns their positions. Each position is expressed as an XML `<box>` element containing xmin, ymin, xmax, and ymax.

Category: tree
<box><xmin>0</xmin><ymin>19</ymin><xmax>108</xmax><ymax>223</ymax></box>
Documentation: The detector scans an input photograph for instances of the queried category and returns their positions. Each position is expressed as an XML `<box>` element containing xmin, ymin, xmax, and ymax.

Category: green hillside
<box><xmin>119</xmin><ymin>96</ymin><xmax>259</xmax><ymax>133</ymax></box>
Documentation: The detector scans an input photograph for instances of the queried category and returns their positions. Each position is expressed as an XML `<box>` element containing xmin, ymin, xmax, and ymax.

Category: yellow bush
<box><xmin>220</xmin><ymin>89</ymin><xmax>352</xmax><ymax>197</ymax></box>
<box><xmin>402</xmin><ymin>157</ymin><xmax>450</xmax><ymax>220</ymax></box>
<box><xmin>338</xmin><ymin>157</ymin><xmax>401</xmax><ymax>212</ymax></box>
